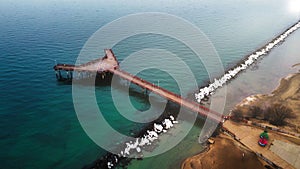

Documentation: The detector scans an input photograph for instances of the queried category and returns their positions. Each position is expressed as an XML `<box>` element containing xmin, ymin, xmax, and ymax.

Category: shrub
<box><xmin>249</xmin><ymin>106</ymin><xmax>264</xmax><ymax>118</ymax></box>
<box><xmin>265</xmin><ymin>104</ymin><xmax>294</xmax><ymax>126</ymax></box>
<box><xmin>231</xmin><ymin>109</ymin><xmax>243</xmax><ymax>122</ymax></box>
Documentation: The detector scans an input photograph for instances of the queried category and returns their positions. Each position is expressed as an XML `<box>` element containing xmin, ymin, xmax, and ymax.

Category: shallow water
<box><xmin>0</xmin><ymin>0</ymin><xmax>299</xmax><ymax>168</ymax></box>
<box><xmin>213</xmin><ymin>26</ymin><xmax>300</xmax><ymax>114</ymax></box>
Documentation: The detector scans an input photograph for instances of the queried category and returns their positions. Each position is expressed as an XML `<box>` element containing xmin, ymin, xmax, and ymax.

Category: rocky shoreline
<box><xmin>82</xmin><ymin>101</ymin><xmax>181</xmax><ymax>169</ymax></box>
<box><xmin>182</xmin><ymin>73</ymin><xmax>300</xmax><ymax>169</ymax></box>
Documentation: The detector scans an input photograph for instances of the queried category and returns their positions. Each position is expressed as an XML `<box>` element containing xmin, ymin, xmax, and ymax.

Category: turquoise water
<box><xmin>0</xmin><ymin>0</ymin><xmax>299</xmax><ymax>168</ymax></box>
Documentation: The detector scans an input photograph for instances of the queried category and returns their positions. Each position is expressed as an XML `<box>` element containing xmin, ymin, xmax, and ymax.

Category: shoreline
<box><xmin>181</xmin><ymin>133</ymin><xmax>266</xmax><ymax>169</ymax></box>
<box><xmin>182</xmin><ymin>72</ymin><xmax>300</xmax><ymax>169</ymax></box>
<box><xmin>234</xmin><ymin>73</ymin><xmax>300</xmax><ymax>133</ymax></box>
<box><xmin>83</xmin><ymin>19</ymin><xmax>300</xmax><ymax>169</ymax></box>
<box><xmin>195</xmin><ymin>19</ymin><xmax>300</xmax><ymax>102</ymax></box>
<box><xmin>82</xmin><ymin>101</ymin><xmax>181</xmax><ymax>169</ymax></box>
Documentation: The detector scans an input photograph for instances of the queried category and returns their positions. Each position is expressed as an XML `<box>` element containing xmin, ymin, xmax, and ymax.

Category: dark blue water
<box><xmin>0</xmin><ymin>1</ymin><xmax>299</xmax><ymax>168</ymax></box>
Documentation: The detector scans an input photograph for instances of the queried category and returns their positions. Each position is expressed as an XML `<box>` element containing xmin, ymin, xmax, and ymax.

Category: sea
<box><xmin>0</xmin><ymin>0</ymin><xmax>300</xmax><ymax>169</ymax></box>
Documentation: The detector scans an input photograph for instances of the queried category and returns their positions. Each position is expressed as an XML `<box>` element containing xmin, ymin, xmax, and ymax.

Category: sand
<box><xmin>235</xmin><ymin>73</ymin><xmax>300</xmax><ymax>133</ymax></box>
<box><xmin>181</xmin><ymin>134</ymin><xmax>265</xmax><ymax>169</ymax></box>
<box><xmin>181</xmin><ymin>73</ymin><xmax>300</xmax><ymax>169</ymax></box>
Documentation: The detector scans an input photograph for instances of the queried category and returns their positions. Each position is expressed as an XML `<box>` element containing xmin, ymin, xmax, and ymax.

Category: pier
<box><xmin>223</xmin><ymin>120</ymin><xmax>299</xmax><ymax>169</ymax></box>
<box><xmin>54</xmin><ymin>49</ymin><xmax>226</xmax><ymax>123</ymax></box>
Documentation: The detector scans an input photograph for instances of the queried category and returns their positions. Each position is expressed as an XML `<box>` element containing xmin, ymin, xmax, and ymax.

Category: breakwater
<box><xmin>195</xmin><ymin>19</ymin><xmax>300</xmax><ymax>102</ymax></box>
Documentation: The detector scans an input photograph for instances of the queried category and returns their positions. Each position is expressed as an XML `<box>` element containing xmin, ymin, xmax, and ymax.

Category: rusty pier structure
<box><xmin>53</xmin><ymin>49</ymin><xmax>226</xmax><ymax>122</ymax></box>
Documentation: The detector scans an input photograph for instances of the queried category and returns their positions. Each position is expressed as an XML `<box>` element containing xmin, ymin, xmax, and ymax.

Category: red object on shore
<box><xmin>258</xmin><ymin>138</ymin><xmax>268</xmax><ymax>147</ymax></box>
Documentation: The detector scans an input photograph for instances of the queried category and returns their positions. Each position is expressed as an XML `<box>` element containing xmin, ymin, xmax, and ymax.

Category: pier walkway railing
<box><xmin>54</xmin><ymin>49</ymin><xmax>226</xmax><ymax>123</ymax></box>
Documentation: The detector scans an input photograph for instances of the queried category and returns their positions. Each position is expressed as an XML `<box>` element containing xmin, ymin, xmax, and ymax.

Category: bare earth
<box><xmin>235</xmin><ymin>73</ymin><xmax>300</xmax><ymax>133</ymax></box>
<box><xmin>223</xmin><ymin>120</ymin><xmax>299</xmax><ymax>169</ymax></box>
<box><xmin>181</xmin><ymin>134</ymin><xmax>265</xmax><ymax>169</ymax></box>
<box><xmin>182</xmin><ymin>73</ymin><xmax>300</xmax><ymax>169</ymax></box>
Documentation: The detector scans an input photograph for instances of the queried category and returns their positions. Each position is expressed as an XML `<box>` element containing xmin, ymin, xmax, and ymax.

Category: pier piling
<box><xmin>53</xmin><ymin>49</ymin><xmax>225</xmax><ymax>122</ymax></box>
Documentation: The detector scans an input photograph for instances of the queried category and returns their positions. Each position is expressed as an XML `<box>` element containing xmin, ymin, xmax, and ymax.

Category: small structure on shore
<box><xmin>208</xmin><ymin>138</ymin><xmax>215</xmax><ymax>144</ymax></box>
<box><xmin>258</xmin><ymin>130</ymin><xmax>269</xmax><ymax>147</ymax></box>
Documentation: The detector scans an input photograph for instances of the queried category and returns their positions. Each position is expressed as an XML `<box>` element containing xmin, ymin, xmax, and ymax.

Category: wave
<box><xmin>101</xmin><ymin>116</ymin><xmax>178</xmax><ymax>169</ymax></box>
<box><xmin>93</xmin><ymin>19</ymin><xmax>300</xmax><ymax>169</ymax></box>
<box><xmin>195</xmin><ymin>20</ymin><xmax>300</xmax><ymax>102</ymax></box>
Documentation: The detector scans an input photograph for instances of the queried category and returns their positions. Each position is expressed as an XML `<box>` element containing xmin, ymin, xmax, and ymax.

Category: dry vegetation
<box><xmin>232</xmin><ymin>104</ymin><xmax>294</xmax><ymax>126</ymax></box>
<box><xmin>232</xmin><ymin>73</ymin><xmax>300</xmax><ymax>132</ymax></box>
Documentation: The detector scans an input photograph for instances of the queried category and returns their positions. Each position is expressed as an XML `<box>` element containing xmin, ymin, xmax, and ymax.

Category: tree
<box><xmin>265</xmin><ymin>104</ymin><xmax>294</xmax><ymax>126</ymax></box>
<box><xmin>231</xmin><ymin>109</ymin><xmax>243</xmax><ymax>122</ymax></box>
<box><xmin>249</xmin><ymin>106</ymin><xmax>264</xmax><ymax>118</ymax></box>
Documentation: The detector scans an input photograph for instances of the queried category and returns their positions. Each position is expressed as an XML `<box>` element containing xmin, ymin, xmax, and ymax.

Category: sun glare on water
<box><xmin>288</xmin><ymin>0</ymin><xmax>300</xmax><ymax>14</ymax></box>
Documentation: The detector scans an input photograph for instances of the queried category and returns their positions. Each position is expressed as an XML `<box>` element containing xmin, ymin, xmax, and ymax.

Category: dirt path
<box><xmin>181</xmin><ymin>134</ymin><xmax>265</xmax><ymax>169</ymax></box>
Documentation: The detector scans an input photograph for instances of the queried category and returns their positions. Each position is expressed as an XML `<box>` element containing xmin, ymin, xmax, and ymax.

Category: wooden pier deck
<box><xmin>53</xmin><ymin>49</ymin><xmax>226</xmax><ymax>122</ymax></box>
<box><xmin>54</xmin><ymin>49</ymin><xmax>119</xmax><ymax>72</ymax></box>
<box><xmin>111</xmin><ymin>68</ymin><xmax>224</xmax><ymax>122</ymax></box>
<box><xmin>223</xmin><ymin>120</ymin><xmax>298</xmax><ymax>169</ymax></box>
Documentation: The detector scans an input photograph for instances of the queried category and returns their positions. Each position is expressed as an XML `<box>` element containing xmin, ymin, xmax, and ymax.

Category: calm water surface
<box><xmin>0</xmin><ymin>0</ymin><xmax>299</xmax><ymax>168</ymax></box>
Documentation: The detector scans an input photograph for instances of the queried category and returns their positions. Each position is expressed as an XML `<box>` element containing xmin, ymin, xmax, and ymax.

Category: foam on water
<box><xmin>106</xmin><ymin>115</ymin><xmax>178</xmax><ymax>168</ymax></box>
<box><xmin>195</xmin><ymin>21</ymin><xmax>300</xmax><ymax>102</ymax></box>
<box><xmin>106</xmin><ymin>20</ymin><xmax>300</xmax><ymax>168</ymax></box>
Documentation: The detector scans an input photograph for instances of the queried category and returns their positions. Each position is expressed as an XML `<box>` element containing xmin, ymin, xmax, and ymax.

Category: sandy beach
<box><xmin>182</xmin><ymin>72</ymin><xmax>300</xmax><ymax>169</ymax></box>
<box><xmin>181</xmin><ymin>133</ymin><xmax>265</xmax><ymax>169</ymax></box>
<box><xmin>235</xmin><ymin>72</ymin><xmax>300</xmax><ymax>132</ymax></box>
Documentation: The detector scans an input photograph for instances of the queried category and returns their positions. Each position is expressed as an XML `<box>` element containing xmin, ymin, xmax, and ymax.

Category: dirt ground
<box><xmin>181</xmin><ymin>134</ymin><xmax>265</xmax><ymax>169</ymax></box>
<box><xmin>181</xmin><ymin>73</ymin><xmax>300</xmax><ymax>169</ymax></box>
<box><xmin>235</xmin><ymin>73</ymin><xmax>300</xmax><ymax>133</ymax></box>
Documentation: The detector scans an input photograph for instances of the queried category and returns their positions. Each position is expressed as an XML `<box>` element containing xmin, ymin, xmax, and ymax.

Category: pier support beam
<box><xmin>55</xmin><ymin>71</ymin><xmax>59</xmax><ymax>80</ymax></box>
<box><xmin>58</xmin><ymin>70</ymin><xmax>62</xmax><ymax>80</ymax></box>
<box><xmin>66</xmin><ymin>71</ymin><xmax>70</xmax><ymax>79</ymax></box>
<box><xmin>141</xmin><ymin>88</ymin><xmax>149</xmax><ymax>95</ymax></box>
